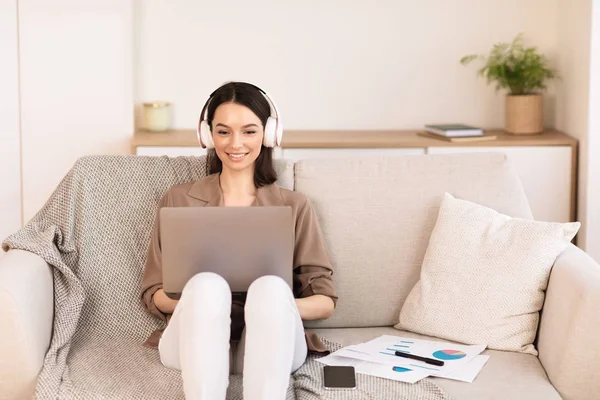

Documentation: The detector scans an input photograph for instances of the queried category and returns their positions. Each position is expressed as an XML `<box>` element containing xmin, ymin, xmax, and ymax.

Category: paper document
<box><xmin>332</xmin><ymin>335</ymin><xmax>487</xmax><ymax>380</ymax></box>
<box><xmin>440</xmin><ymin>355</ymin><xmax>490</xmax><ymax>383</ymax></box>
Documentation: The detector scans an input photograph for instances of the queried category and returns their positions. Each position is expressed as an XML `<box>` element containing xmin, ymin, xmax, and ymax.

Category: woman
<box><xmin>140</xmin><ymin>81</ymin><xmax>337</xmax><ymax>400</ymax></box>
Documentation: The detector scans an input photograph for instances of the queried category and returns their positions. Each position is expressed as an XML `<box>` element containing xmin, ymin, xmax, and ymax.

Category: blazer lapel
<box><xmin>255</xmin><ymin>183</ymin><xmax>286</xmax><ymax>207</ymax></box>
<box><xmin>186</xmin><ymin>173</ymin><xmax>223</xmax><ymax>206</ymax></box>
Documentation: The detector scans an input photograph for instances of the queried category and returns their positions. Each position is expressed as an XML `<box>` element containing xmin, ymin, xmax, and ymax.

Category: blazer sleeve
<box><xmin>293</xmin><ymin>198</ymin><xmax>338</xmax><ymax>306</ymax></box>
<box><xmin>140</xmin><ymin>191</ymin><xmax>172</xmax><ymax>322</ymax></box>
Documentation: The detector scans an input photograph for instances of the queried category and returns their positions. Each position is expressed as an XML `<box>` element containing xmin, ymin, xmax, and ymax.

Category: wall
<box><xmin>18</xmin><ymin>0</ymin><xmax>134</xmax><ymax>222</ymax></box>
<box><xmin>555</xmin><ymin>0</ymin><xmax>596</xmax><ymax>258</ymax></box>
<box><xmin>135</xmin><ymin>0</ymin><xmax>559</xmax><ymax>131</ymax></box>
<box><xmin>0</xmin><ymin>0</ymin><xmax>22</xmax><ymax>252</ymax></box>
<box><xmin>586</xmin><ymin>1</ymin><xmax>600</xmax><ymax>261</ymax></box>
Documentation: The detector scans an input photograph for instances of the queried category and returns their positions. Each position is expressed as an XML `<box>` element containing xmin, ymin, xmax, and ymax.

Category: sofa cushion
<box><xmin>308</xmin><ymin>327</ymin><xmax>561</xmax><ymax>400</ymax></box>
<box><xmin>397</xmin><ymin>193</ymin><xmax>579</xmax><ymax>355</ymax></box>
<box><xmin>295</xmin><ymin>153</ymin><xmax>532</xmax><ymax>328</ymax></box>
<box><xmin>273</xmin><ymin>158</ymin><xmax>295</xmax><ymax>190</ymax></box>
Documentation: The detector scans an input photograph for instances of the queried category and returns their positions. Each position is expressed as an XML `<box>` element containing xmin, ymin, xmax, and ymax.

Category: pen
<box><xmin>394</xmin><ymin>351</ymin><xmax>445</xmax><ymax>367</ymax></box>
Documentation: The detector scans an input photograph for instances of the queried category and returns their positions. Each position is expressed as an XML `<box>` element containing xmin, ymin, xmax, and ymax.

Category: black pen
<box><xmin>394</xmin><ymin>351</ymin><xmax>445</xmax><ymax>367</ymax></box>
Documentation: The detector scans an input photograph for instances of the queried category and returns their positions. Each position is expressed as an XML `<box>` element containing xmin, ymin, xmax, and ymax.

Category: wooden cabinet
<box><xmin>132</xmin><ymin>129</ymin><xmax>578</xmax><ymax>223</ymax></box>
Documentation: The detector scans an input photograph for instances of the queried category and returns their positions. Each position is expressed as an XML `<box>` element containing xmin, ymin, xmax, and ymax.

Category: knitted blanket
<box><xmin>2</xmin><ymin>155</ymin><xmax>452</xmax><ymax>400</ymax></box>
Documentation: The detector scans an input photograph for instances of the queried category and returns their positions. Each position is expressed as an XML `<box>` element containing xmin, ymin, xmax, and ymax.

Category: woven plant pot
<box><xmin>505</xmin><ymin>94</ymin><xmax>544</xmax><ymax>135</ymax></box>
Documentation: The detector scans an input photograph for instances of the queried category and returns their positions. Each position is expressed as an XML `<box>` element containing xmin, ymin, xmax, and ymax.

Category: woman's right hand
<box><xmin>153</xmin><ymin>288</ymin><xmax>179</xmax><ymax>314</ymax></box>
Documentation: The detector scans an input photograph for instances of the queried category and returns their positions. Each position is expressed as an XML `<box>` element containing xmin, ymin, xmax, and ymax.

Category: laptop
<box><xmin>159</xmin><ymin>206</ymin><xmax>294</xmax><ymax>300</ymax></box>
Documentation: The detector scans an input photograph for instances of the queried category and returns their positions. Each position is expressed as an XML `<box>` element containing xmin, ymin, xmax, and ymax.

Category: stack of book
<box><xmin>419</xmin><ymin>124</ymin><xmax>497</xmax><ymax>142</ymax></box>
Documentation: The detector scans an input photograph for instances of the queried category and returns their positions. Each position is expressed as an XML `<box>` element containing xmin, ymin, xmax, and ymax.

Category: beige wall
<box><xmin>586</xmin><ymin>1</ymin><xmax>600</xmax><ymax>261</ymax></box>
<box><xmin>0</xmin><ymin>0</ymin><xmax>21</xmax><ymax>250</ymax></box>
<box><xmin>135</xmin><ymin>0</ymin><xmax>559</xmax><ymax>130</ymax></box>
<box><xmin>555</xmin><ymin>0</ymin><xmax>598</xmax><ymax>259</ymax></box>
<box><xmin>18</xmin><ymin>0</ymin><xmax>134</xmax><ymax>222</ymax></box>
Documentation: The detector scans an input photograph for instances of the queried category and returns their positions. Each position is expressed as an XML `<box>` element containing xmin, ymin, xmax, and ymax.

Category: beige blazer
<box><xmin>140</xmin><ymin>173</ymin><xmax>338</xmax><ymax>352</ymax></box>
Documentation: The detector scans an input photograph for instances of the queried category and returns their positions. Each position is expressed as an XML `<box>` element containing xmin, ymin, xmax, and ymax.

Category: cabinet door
<box><xmin>136</xmin><ymin>146</ymin><xmax>207</xmax><ymax>157</ymax></box>
<box><xmin>281</xmin><ymin>148</ymin><xmax>425</xmax><ymax>162</ymax></box>
<box><xmin>427</xmin><ymin>146</ymin><xmax>573</xmax><ymax>223</ymax></box>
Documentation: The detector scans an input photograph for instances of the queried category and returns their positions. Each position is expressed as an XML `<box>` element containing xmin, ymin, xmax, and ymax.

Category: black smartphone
<box><xmin>323</xmin><ymin>365</ymin><xmax>357</xmax><ymax>390</ymax></box>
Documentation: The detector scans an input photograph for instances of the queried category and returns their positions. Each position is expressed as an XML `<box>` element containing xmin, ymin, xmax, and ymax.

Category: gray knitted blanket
<box><xmin>2</xmin><ymin>155</ymin><xmax>452</xmax><ymax>400</ymax></box>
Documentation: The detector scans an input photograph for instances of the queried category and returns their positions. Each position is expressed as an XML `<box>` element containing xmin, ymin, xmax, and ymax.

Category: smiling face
<box><xmin>211</xmin><ymin>102</ymin><xmax>265</xmax><ymax>174</ymax></box>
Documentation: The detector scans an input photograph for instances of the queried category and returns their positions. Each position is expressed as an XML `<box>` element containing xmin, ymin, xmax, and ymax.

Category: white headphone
<box><xmin>197</xmin><ymin>82</ymin><xmax>283</xmax><ymax>149</ymax></box>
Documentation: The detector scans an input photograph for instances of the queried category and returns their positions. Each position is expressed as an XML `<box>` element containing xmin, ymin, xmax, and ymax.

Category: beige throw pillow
<box><xmin>396</xmin><ymin>192</ymin><xmax>580</xmax><ymax>355</ymax></box>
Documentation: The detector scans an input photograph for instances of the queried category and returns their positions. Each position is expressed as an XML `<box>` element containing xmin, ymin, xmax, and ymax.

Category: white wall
<box><xmin>18</xmin><ymin>0</ymin><xmax>134</xmax><ymax>222</ymax></box>
<box><xmin>135</xmin><ymin>0</ymin><xmax>559</xmax><ymax>131</ymax></box>
<box><xmin>555</xmin><ymin>0</ymin><xmax>596</xmax><ymax>257</ymax></box>
<box><xmin>586</xmin><ymin>1</ymin><xmax>600</xmax><ymax>261</ymax></box>
<box><xmin>0</xmin><ymin>0</ymin><xmax>22</xmax><ymax>252</ymax></box>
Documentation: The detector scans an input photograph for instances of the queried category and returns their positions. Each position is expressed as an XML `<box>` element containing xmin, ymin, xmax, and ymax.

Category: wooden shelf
<box><xmin>132</xmin><ymin>129</ymin><xmax>578</xmax><ymax>150</ymax></box>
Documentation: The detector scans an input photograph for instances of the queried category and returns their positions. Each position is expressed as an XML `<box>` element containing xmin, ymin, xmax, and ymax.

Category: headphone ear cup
<box><xmin>263</xmin><ymin>116</ymin><xmax>277</xmax><ymax>147</ymax></box>
<box><xmin>199</xmin><ymin>120</ymin><xmax>214</xmax><ymax>149</ymax></box>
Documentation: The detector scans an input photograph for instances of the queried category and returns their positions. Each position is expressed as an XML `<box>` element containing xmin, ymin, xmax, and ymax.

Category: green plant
<box><xmin>460</xmin><ymin>33</ymin><xmax>558</xmax><ymax>95</ymax></box>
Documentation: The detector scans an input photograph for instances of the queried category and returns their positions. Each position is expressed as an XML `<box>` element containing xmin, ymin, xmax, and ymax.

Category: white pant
<box><xmin>158</xmin><ymin>272</ymin><xmax>308</xmax><ymax>400</ymax></box>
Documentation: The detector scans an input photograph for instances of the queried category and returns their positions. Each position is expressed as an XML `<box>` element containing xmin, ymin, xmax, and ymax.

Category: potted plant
<box><xmin>460</xmin><ymin>33</ymin><xmax>558</xmax><ymax>135</ymax></box>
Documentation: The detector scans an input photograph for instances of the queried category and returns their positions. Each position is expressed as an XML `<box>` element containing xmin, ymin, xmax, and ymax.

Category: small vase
<box><xmin>505</xmin><ymin>94</ymin><xmax>544</xmax><ymax>135</ymax></box>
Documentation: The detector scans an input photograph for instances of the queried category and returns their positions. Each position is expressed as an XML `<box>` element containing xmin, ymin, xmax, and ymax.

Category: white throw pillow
<box><xmin>396</xmin><ymin>192</ymin><xmax>580</xmax><ymax>355</ymax></box>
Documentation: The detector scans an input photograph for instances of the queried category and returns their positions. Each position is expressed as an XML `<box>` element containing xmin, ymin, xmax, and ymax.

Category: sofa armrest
<box><xmin>0</xmin><ymin>249</ymin><xmax>54</xmax><ymax>400</ymax></box>
<box><xmin>538</xmin><ymin>244</ymin><xmax>600</xmax><ymax>400</ymax></box>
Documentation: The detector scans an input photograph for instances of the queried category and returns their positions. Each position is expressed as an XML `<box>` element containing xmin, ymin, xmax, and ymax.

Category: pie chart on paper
<box><xmin>432</xmin><ymin>350</ymin><xmax>467</xmax><ymax>360</ymax></box>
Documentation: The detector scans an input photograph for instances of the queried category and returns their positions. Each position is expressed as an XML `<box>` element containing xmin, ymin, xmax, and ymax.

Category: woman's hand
<box><xmin>153</xmin><ymin>288</ymin><xmax>179</xmax><ymax>314</ymax></box>
<box><xmin>295</xmin><ymin>295</ymin><xmax>335</xmax><ymax>321</ymax></box>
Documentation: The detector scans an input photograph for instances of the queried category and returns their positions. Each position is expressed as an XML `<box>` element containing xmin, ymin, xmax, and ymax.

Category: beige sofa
<box><xmin>1</xmin><ymin>153</ymin><xmax>599</xmax><ymax>400</ymax></box>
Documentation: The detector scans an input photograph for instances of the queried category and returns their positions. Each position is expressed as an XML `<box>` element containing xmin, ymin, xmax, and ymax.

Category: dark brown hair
<box><xmin>205</xmin><ymin>82</ymin><xmax>277</xmax><ymax>188</ymax></box>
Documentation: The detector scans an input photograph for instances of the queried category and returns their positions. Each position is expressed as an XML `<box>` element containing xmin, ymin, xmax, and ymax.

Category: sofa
<box><xmin>1</xmin><ymin>152</ymin><xmax>599</xmax><ymax>400</ymax></box>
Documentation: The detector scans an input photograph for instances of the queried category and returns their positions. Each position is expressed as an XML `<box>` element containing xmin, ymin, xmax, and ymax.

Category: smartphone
<box><xmin>323</xmin><ymin>365</ymin><xmax>357</xmax><ymax>390</ymax></box>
